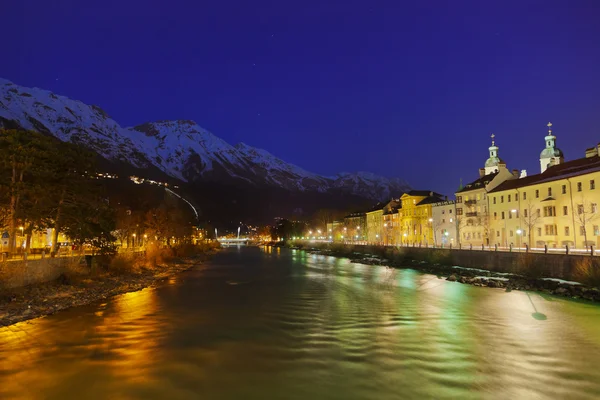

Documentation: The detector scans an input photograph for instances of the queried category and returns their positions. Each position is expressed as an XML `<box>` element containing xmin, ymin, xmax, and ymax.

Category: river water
<box><xmin>1</xmin><ymin>247</ymin><xmax>600</xmax><ymax>399</ymax></box>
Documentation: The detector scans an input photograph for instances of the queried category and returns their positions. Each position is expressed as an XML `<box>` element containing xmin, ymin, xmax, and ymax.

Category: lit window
<box><xmin>565</xmin><ymin>226</ymin><xmax>570</xmax><ymax>236</ymax></box>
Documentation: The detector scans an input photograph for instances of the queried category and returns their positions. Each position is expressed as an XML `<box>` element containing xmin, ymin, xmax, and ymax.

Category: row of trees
<box><xmin>0</xmin><ymin>129</ymin><xmax>197</xmax><ymax>255</ymax></box>
<box><xmin>0</xmin><ymin>129</ymin><xmax>115</xmax><ymax>254</ymax></box>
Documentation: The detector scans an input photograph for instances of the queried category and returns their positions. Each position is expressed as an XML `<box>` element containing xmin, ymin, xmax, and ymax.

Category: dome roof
<box><xmin>540</xmin><ymin>147</ymin><xmax>564</xmax><ymax>159</ymax></box>
<box><xmin>485</xmin><ymin>156</ymin><xmax>504</xmax><ymax>168</ymax></box>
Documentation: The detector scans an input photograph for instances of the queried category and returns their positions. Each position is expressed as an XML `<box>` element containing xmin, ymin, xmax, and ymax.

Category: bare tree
<box><xmin>573</xmin><ymin>197</ymin><xmax>599</xmax><ymax>249</ymax></box>
<box><xmin>521</xmin><ymin>201</ymin><xmax>541</xmax><ymax>248</ymax></box>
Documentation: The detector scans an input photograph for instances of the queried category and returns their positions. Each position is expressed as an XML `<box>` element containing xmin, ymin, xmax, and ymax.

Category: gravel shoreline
<box><xmin>0</xmin><ymin>253</ymin><xmax>215</xmax><ymax>327</ymax></box>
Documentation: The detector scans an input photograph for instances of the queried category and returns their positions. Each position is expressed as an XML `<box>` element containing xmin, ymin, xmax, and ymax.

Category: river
<box><xmin>1</xmin><ymin>247</ymin><xmax>600</xmax><ymax>399</ymax></box>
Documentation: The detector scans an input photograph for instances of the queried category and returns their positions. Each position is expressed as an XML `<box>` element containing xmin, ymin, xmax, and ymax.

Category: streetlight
<box><xmin>516</xmin><ymin>229</ymin><xmax>522</xmax><ymax>251</ymax></box>
<box><xmin>428</xmin><ymin>218</ymin><xmax>435</xmax><ymax>247</ymax></box>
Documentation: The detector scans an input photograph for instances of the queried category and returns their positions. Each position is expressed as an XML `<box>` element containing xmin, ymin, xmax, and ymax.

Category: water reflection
<box><xmin>0</xmin><ymin>247</ymin><xmax>599</xmax><ymax>399</ymax></box>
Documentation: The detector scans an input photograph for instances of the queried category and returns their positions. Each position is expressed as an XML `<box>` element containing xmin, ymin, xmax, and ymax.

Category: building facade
<box><xmin>489</xmin><ymin>129</ymin><xmax>600</xmax><ymax>250</ymax></box>
<box><xmin>400</xmin><ymin>191</ymin><xmax>444</xmax><ymax>246</ymax></box>
<box><xmin>455</xmin><ymin>135</ymin><xmax>517</xmax><ymax>248</ymax></box>
<box><xmin>343</xmin><ymin>212</ymin><xmax>367</xmax><ymax>243</ymax></box>
<box><xmin>365</xmin><ymin>204</ymin><xmax>384</xmax><ymax>244</ymax></box>
<box><xmin>431</xmin><ymin>200</ymin><xmax>457</xmax><ymax>247</ymax></box>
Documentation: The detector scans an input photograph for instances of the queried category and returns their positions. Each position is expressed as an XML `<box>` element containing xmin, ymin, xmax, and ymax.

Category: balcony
<box><xmin>466</xmin><ymin>211</ymin><xmax>478</xmax><ymax>217</ymax></box>
<box><xmin>464</xmin><ymin>199</ymin><xmax>477</xmax><ymax>206</ymax></box>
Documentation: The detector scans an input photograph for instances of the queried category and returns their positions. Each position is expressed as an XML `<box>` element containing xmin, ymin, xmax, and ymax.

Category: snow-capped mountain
<box><xmin>0</xmin><ymin>78</ymin><xmax>410</xmax><ymax>200</ymax></box>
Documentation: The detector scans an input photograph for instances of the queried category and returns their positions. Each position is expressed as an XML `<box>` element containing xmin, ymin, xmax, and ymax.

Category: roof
<box><xmin>366</xmin><ymin>202</ymin><xmax>385</xmax><ymax>213</ymax></box>
<box><xmin>456</xmin><ymin>172</ymin><xmax>499</xmax><ymax>194</ymax></box>
<box><xmin>489</xmin><ymin>155</ymin><xmax>600</xmax><ymax>193</ymax></box>
<box><xmin>416</xmin><ymin>195</ymin><xmax>446</xmax><ymax>206</ymax></box>
<box><xmin>403</xmin><ymin>190</ymin><xmax>443</xmax><ymax>197</ymax></box>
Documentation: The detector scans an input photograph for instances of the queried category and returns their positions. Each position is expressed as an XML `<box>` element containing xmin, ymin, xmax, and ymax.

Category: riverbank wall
<box><xmin>0</xmin><ymin>256</ymin><xmax>80</xmax><ymax>289</ymax></box>
<box><xmin>297</xmin><ymin>243</ymin><xmax>600</xmax><ymax>286</ymax></box>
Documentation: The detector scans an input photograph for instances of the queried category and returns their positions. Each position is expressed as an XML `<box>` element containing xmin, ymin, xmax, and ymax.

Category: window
<box><xmin>449</xmin><ymin>209</ymin><xmax>452</xmax><ymax>214</ymax></box>
<box><xmin>510</xmin><ymin>230</ymin><xmax>513</xmax><ymax>237</ymax></box>
<box><xmin>496</xmin><ymin>230</ymin><xmax>500</xmax><ymax>237</ymax></box>
<box><xmin>523</xmin><ymin>230</ymin><xmax>526</xmax><ymax>237</ymax></box>
<box><xmin>536</xmin><ymin>209</ymin><xmax>541</xmax><ymax>217</ymax></box>
<box><xmin>537</xmin><ymin>227</ymin><xmax>542</xmax><ymax>236</ymax></box>
<box><xmin>563</xmin><ymin>206</ymin><xmax>568</xmax><ymax>216</ymax></box>
<box><xmin>509</xmin><ymin>211</ymin><xmax>512</xmax><ymax>219</ymax></box>
<box><xmin>577</xmin><ymin>182</ymin><xmax>582</xmax><ymax>192</ymax></box>
<box><xmin>508</xmin><ymin>194</ymin><xmax>511</xmax><ymax>202</ymax></box>
<box><xmin>515</xmin><ymin>193</ymin><xmax>519</xmax><ymax>201</ymax></box>
<box><xmin>478</xmin><ymin>232</ymin><xmax>481</xmax><ymax>239</ymax></box>
<box><xmin>580</xmin><ymin>226</ymin><xmax>586</xmax><ymax>236</ymax></box>
<box><xmin>501</xmin><ymin>196</ymin><xmax>504</xmax><ymax>203</ymax></box>
<box><xmin>501</xmin><ymin>211</ymin><xmax>505</xmax><ymax>220</ymax></box>
<box><xmin>449</xmin><ymin>218</ymin><xmax>453</xmax><ymax>222</ymax></box>
<box><xmin>523</xmin><ymin>192</ymin><xmax>527</xmax><ymax>200</ymax></box>
<box><xmin>595</xmin><ymin>226</ymin><xmax>600</xmax><ymax>236</ymax></box>
<box><xmin>545</xmin><ymin>225</ymin><xmax>556</xmax><ymax>235</ymax></box>
<box><xmin>456</xmin><ymin>208</ymin><xmax>463</xmax><ymax>215</ymax></box>
<box><xmin>493</xmin><ymin>197</ymin><xmax>497</xmax><ymax>204</ymax></box>
<box><xmin>591</xmin><ymin>180</ymin><xmax>596</xmax><ymax>190</ymax></box>
<box><xmin>494</xmin><ymin>212</ymin><xmax>497</xmax><ymax>220</ymax></box>
<box><xmin>565</xmin><ymin>226</ymin><xmax>570</xmax><ymax>236</ymax></box>
<box><xmin>442</xmin><ymin>210</ymin><xmax>445</xmax><ymax>214</ymax></box>
<box><xmin>562</xmin><ymin>185</ymin><xmax>567</xmax><ymax>194</ymax></box>
<box><xmin>524</xmin><ymin>209</ymin><xmax>528</xmax><ymax>217</ymax></box>
<box><xmin>476</xmin><ymin>194</ymin><xmax>480</xmax><ymax>200</ymax></box>
<box><xmin>535</xmin><ymin>190</ymin><xmax>539</xmax><ymax>198</ymax></box>
<box><xmin>543</xmin><ymin>206</ymin><xmax>556</xmax><ymax>217</ymax></box>
<box><xmin>578</xmin><ymin>204</ymin><xmax>584</xmax><ymax>214</ymax></box>
<box><xmin>456</xmin><ymin>196</ymin><xmax>462</xmax><ymax>203</ymax></box>
<box><xmin>442</xmin><ymin>219</ymin><xmax>445</xmax><ymax>223</ymax></box>
<box><xmin>593</xmin><ymin>203</ymin><xmax>598</xmax><ymax>213</ymax></box>
<box><xmin>548</xmin><ymin>187</ymin><xmax>552</xmax><ymax>197</ymax></box>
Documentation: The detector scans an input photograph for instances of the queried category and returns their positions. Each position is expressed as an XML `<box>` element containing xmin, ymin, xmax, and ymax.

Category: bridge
<box><xmin>217</xmin><ymin>238</ymin><xmax>250</xmax><ymax>245</ymax></box>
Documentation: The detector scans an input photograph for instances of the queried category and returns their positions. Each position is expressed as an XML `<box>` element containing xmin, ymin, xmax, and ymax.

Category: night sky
<box><xmin>4</xmin><ymin>0</ymin><xmax>600</xmax><ymax>196</ymax></box>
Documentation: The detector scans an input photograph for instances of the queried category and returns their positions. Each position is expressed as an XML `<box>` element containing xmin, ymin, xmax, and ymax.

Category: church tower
<box><xmin>484</xmin><ymin>133</ymin><xmax>504</xmax><ymax>175</ymax></box>
<box><xmin>540</xmin><ymin>122</ymin><xmax>564</xmax><ymax>173</ymax></box>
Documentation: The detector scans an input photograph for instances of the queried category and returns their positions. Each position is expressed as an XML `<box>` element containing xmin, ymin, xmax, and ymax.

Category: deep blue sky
<box><xmin>3</xmin><ymin>0</ymin><xmax>600</xmax><ymax>195</ymax></box>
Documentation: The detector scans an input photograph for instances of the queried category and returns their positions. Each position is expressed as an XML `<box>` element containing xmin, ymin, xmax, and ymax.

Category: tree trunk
<box><xmin>51</xmin><ymin>187</ymin><xmax>66</xmax><ymax>254</ymax></box>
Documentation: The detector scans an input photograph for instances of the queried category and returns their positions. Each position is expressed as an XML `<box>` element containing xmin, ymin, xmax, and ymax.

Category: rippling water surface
<box><xmin>2</xmin><ymin>247</ymin><xmax>600</xmax><ymax>399</ymax></box>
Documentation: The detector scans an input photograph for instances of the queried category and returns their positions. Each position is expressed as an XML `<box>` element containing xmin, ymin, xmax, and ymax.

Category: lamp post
<box><xmin>428</xmin><ymin>218</ymin><xmax>435</xmax><ymax>247</ymax></box>
<box><xmin>132</xmin><ymin>233</ymin><xmax>137</xmax><ymax>248</ymax></box>
<box><xmin>516</xmin><ymin>229</ymin><xmax>522</xmax><ymax>252</ymax></box>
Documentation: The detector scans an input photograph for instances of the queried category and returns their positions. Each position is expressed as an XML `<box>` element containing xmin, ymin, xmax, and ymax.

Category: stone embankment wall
<box><xmin>0</xmin><ymin>256</ymin><xmax>80</xmax><ymax>289</ymax></box>
<box><xmin>350</xmin><ymin>245</ymin><xmax>589</xmax><ymax>280</ymax></box>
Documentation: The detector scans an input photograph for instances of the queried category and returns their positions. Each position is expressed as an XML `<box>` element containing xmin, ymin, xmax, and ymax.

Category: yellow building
<box><xmin>400</xmin><ymin>191</ymin><xmax>444</xmax><ymax>246</ymax></box>
<box><xmin>380</xmin><ymin>199</ymin><xmax>401</xmax><ymax>245</ymax></box>
<box><xmin>489</xmin><ymin>141</ymin><xmax>600</xmax><ymax>250</ymax></box>
<box><xmin>366</xmin><ymin>204</ymin><xmax>384</xmax><ymax>244</ymax></box>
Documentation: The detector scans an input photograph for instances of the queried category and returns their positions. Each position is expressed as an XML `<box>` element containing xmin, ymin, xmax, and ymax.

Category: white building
<box><xmin>431</xmin><ymin>200</ymin><xmax>457</xmax><ymax>247</ymax></box>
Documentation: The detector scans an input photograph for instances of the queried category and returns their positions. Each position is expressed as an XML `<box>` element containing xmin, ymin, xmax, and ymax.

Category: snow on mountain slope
<box><xmin>0</xmin><ymin>78</ymin><xmax>150</xmax><ymax>167</ymax></box>
<box><xmin>0</xmin><ymin>78</ymin><xmax>411</xmax><ymax>200</ymax></box>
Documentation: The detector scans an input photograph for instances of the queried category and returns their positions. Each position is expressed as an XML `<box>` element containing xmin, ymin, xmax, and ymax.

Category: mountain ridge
<box><xmin>0</xmin><ymin>77</ymin><xmax>411</xmax><ymax>201</ymax></box>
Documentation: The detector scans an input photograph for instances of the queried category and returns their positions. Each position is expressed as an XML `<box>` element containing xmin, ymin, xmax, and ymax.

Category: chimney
<box><xmin>512</xmin><ymin>169</ymin><xmax>519</xmax><ymax>178</ymax></box>
<box><xmin>587</xmin><ymin>144</ymin><xmax>599</xmax><ymax>158</ymax></box>
<box><xmin>520</xmin><ymin>170</ymin><xmax>527</xmax><ymax>178</ymax></box>
<box><xmin>429</xmin><ymin>191</ymin><xmax>433</xmax><ymax>196</ymax></box>
<box><xmin>479</xmin><ymin>168</ymin><xmax>485</xmax><ymax>177</ymax></box>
